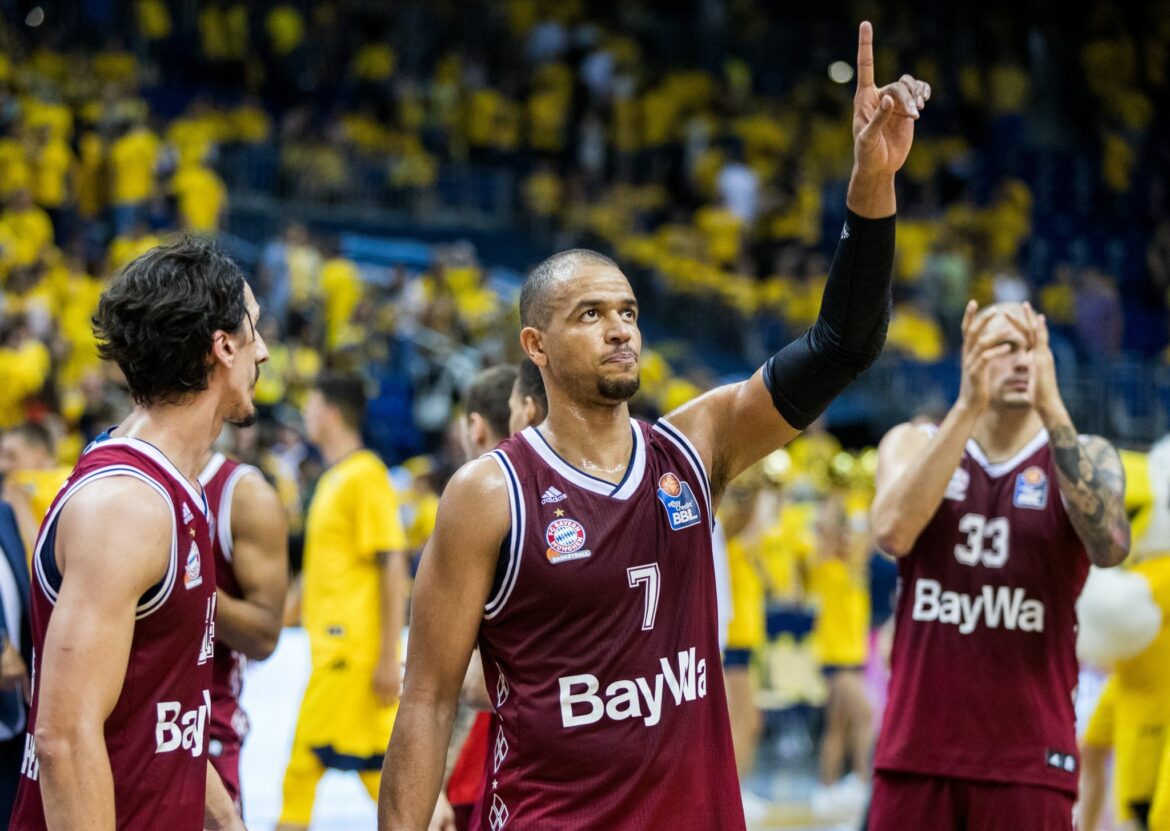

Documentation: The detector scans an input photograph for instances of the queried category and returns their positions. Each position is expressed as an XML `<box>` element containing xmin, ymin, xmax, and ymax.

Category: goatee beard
<box><xmin>597</xmin><ymin>375</ymin><xmax>640</xmax><ymax>402</ymax></box>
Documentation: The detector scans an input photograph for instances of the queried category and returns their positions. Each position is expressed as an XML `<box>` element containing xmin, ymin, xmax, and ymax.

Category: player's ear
<box><xmin>209</xmin><ymin>329</ymin><xmax>236</xmax><ymax>368</ymax></box>
<box><xmin>468</xmin><ymin>413</ymin><xmax>487</xmax><ymax>448</ymax></box>
<box><xmin>519</xmin><ymin>327</ymin><xmax>547</xmax><ymax>368</ymax></box>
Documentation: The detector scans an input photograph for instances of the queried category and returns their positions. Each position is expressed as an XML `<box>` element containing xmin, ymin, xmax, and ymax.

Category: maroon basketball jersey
<box><xmin>473</xmin><ymin>418</ymin><xmax>744</xmax><ymax>831</ymax></box>
<box><xmin>199</xmin><ymin>453</ymin><xmax>259</xmax><ymax>799</ymax></box>
<box><xmin>874</xmin><ymin>428</ymin><xmax>1089</xmax><ymax>794</ymax></box>
<box><xmin>11</xmin><ymin>436</ymin><xmax>217</xmax><ymax>831</ymax></box>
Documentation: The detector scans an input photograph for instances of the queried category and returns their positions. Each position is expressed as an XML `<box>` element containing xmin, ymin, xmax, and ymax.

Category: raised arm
<box><xmin>665</xmin><ymin>21</ymin><xmax>930</xmax><ymax>496</ymax></box>
<box><xmin>1024</xmin><ymin>306</ymin><xmax>1129</xmax><ymax>567</ymax></box>
<box><xmin>215</xmin><ymin>471</ymin><xmax>289</xmax><ymax>660</ymax></box>
<box><xmin>35</xmin><ymin>478</ymin><xmax>172</xmax><ymax>830</ymax></box>
<box><xmin>378</xmin><ymin>457</ymin><xmax>511</xmax><ymax>831</ymax></box>
<box><xmin>871</xmin><ymin>302</ymin><xmax>1016</xmax><ymax>556</ymax></box>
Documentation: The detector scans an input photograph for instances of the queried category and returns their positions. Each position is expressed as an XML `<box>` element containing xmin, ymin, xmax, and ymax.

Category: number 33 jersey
<box><xmin>875</xmin><ymin>427</ymin><xmax>1090</xmax><ymax>795</ymax></box>
<box><xmin>474</xmin><ymin>418</ymin><xmax>744</xmax><ymax>831</ymax></box>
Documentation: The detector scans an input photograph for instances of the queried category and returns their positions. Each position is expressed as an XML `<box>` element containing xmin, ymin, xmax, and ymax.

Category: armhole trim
<box><xmin>33</xmin><ymin>467</ymin><xmax>178</xmax><ymax>619</ymax></box>
<box><xmin>484</xmin><ymin>450</ymin><xmax>524</xmax><ymax>620</ymax></box>
<box><xmin>217</xmin><ymin>464</ymin><xmax>261</xmax><ymax>564</ymax></box>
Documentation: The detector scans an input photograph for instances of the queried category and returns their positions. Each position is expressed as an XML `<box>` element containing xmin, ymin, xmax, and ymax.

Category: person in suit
<box><xmin>0</xmin><ymin>498</ymin><xmax>31</xmax><ymax>827</ymax></box>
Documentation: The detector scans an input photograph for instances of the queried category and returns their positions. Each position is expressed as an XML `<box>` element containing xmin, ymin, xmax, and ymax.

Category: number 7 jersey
<box><xmin>473</xmin><ymin>418</ymin><xmax>744</xmax><ymax>831</ymax></box>
<box><xmin>874</xmin><ymin>427</ymin><xmax>1090</xmax><ymax>794</ymax></box>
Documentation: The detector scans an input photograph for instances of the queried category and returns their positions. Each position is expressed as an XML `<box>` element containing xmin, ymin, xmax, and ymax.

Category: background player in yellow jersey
<box><xmin>1079</xmin><ymin>436</ymin><xmax>1170</xmax><ymax>831</ymax></box>
<box><xmin>278</xmin><ymin>373</ymin><xmax>409</xmax><ymax>830</ymax></box>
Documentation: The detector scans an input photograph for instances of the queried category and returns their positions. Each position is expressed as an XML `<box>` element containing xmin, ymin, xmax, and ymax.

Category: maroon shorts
<box><xmin>452</xmin><ymin>804</ymin><xmax>473</xmax><ymax>831</ymax></box>
<box><xmin>869</xmin><ymin>771</ymin><xmax>1074</xmax><ymax>831</ymax></box>
<box><xmin>209</xmin><ymin>736</ymin><xmax>243</xmax><ymax>811</ymax></box>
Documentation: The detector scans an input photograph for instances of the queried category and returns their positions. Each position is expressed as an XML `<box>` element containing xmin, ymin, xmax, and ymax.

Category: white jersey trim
<box><xmin>519</xmin><ymin>420</ymin><xmax>646</xmax><ymax>500</ymax></box>
<box><xmin>199</xmin><ymin>455</ymin><xmax>261</xmax><ymax>564</ymax></box>
<box><xmin>652</xmin><ymin>418</ymin><xmax>714</xmax><ymax>529</ymax></box>
<box><xmin>198</xmin><ymin>452</ymin><xmax>227</xmax><ymax>487</ymax></box>
<box><xmin>485</xmin><ymin>450</ymin><xmax>525</xmax><ymax>620</ymax></box>
<box><xmin>965</xmin><ymin>429</ymin><xmax>1049</xmax><ymax>479</ymax></box>
<box><xmin>33</xmin><ymin>466</ymin><xmax>179</xmax><ymax>620</ymax></box>
<box><xmin>94</xmin><ymin>436</ymin><xmax>209</xmax><ymax>519</ymax></box>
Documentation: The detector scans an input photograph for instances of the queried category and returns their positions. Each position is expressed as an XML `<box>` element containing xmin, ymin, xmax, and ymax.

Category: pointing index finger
<box><xmin>857</xmin><ymin>21</ymin><xmax>875</xmax><ymax>90</ymax></box>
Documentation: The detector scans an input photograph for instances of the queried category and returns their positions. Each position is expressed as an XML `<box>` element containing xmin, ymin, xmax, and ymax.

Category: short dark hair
<box><xmin>516</xmin><ymin>359</ymin><xmax>548</xmax><ymax>422</ymax></box>
<box><xmin>519</xmin><ymin>248</ymin><xmax>618</xmax><ymax>328</ymax></box>
<box><xmin>465</xmin><ymin>365</ymin><xmax>517</xmax><ymax>443</ymax></box>
<box><xmin>5</xmin><ymin>422</ymin><xmax>54</xmax><ymax>454</ymax></box>
<box><xmin>93</xmin><ymin>237</ymin><xmax>248</xmax><ymax>407</ymax></box>
<box><xmin>315</xmin><ymin>372</ymin><xmax>368</xmax><ymax>432</ymax></box>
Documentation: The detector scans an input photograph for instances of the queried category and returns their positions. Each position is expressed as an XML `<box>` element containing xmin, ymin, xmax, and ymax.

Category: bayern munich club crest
<box><xmin>545</xmin><ymin>517</ymin><xmax>592</xmax><ymax>564</ymax></box>
<box><xmin>184</xmin><ymin>540</ymin><xmax>203</xmax><ymax>589</ymax></box>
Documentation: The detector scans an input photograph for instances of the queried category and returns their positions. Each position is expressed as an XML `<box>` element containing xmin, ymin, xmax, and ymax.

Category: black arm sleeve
<box><xmin>763</xmin><ymin>209</ymin><xmax>896</xmax><ymax>430</ymax></box>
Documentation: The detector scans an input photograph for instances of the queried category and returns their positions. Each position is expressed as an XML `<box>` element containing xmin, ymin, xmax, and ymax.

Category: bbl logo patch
<box><xmin>1013</xmin><ymin>466</ymin><xmax>1049</xmax><ymax>510</ymax></box>
<box><xmin>545</xmin><ymin>517</ymin><xmax>592</xmax><ymax>564</ymax></box>
<box><xmin>656</xmin><ymin>472</ymin><xmax>702</xmax><ymax>530</ymax></box>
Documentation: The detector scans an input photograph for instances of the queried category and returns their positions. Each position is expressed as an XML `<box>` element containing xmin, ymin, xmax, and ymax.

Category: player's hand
<box><xmin>853</xmin><ymin>21</ymin><xmax>930</xmax><ymax>178</ymax></box>
<box><xmin>374</xmin><ymin>654</ymin><xmax>402</xmax><ymax>707</ymax></box>
<box><xmin>428</xmin><ymin>792</ymin><xmax>457</xmax><ymax>831</ymax></box>
<box><xmin>957</xmin><ymin>301</ymin><xmax>1014</xmax><ymax>413</ymax></box>
<box><xmin>1020</xmin><ymin>302</ymin><xmax>1066</xmax><ymax>421</ymax></box>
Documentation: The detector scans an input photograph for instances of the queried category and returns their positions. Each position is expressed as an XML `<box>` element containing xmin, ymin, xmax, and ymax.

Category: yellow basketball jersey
<box><xmin>301</xmin><ymin>449</ymin><xmax>407</xmax><ymax>662</ymax></box>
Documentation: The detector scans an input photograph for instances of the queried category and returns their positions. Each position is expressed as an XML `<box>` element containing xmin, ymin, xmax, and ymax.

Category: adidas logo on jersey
<box><xmin>911</xmin><ymin>578</ymin><xmax>1044</xmax><ymax>634</ymax></box>
<box><xmin>541</xmin><ymin>486</ymin><xmax>568</xmax><ymax>505</ymax></box>
<box><xmin>558</xmin><ymin>647</ymin><xmax>709</xmax><ymax>729</ymax></box>
<box><xmin>182</xmin><ymin>502</ymin><xmax>195</xmax><ymax>525</ymax></box>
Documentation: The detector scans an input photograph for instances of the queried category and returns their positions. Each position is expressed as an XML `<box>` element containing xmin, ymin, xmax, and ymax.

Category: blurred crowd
<box><xmin>1</xmin><ymin>1</ymin><xmax>1168</xmax><ymax>376</ymax></box>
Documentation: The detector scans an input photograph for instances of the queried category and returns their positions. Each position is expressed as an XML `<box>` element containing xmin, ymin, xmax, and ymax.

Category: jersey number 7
<box><xmin>627</xmin><ymin>564</ymin><xmax>661</xmax><ymax>630</ymax></box>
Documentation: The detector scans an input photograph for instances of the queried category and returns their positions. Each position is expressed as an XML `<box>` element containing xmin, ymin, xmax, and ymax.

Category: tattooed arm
<box><xmin>1046</xmin><ymin>422</ymin><xmax>1130</xmax><ymax>567</ymax></box>
<box><xmin>1024</xmin><ymin>303</ymin><xmax>1130</xmax><ymax>568</ymax></box>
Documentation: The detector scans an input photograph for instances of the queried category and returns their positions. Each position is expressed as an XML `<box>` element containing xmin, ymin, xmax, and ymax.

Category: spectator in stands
<box><xmin>107</xmin><ymin>115</ymin><xmax>161</xmax><ymax>235</ymax></box>
<box><xmin>718</xmin><ymin>142</ymin><xmax>761</xmax><ymax>226</ymax></box>
<box><xmin>0</xmin><ymin>422</ymin><xmax>71</xmax><ymax>555</ymax></box>
<box><xmin>1075</xmin><ymin>267</ymin><xmax>1124</xmax><ymax>362</ymax></box>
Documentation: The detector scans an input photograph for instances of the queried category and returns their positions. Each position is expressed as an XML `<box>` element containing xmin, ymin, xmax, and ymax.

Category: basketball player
<box><xmin>381</xmin><ymin>22</ymin><xmax>929</xmax><ymax>830</ymax></box>
<box><xmin>507</xmin><ymin>359</ymin><xmax>547</xmax><ymax>436</ymax></box>
<box><xmin>277</xmin><ymin>372</ymin><xmax>409</xmax><ymax>830</ymax></box>
<box><xmin>198</xmin><ymin>442</ymin><xmax>289</xmax><ymax>812</ymax></box>
<box><xmin>437</xmin><ymin>364</ymin><xmax>527</xmax><ymax>831</ymax></box>
<box><xmin>867</xmin><ymin>302</ymin><xmax>1130</xmax><ymax>829</ymax></box>
<box><xmin>10</xmin><ymin>238</ymin><xmax>267</xmax><ymax>830</ymax></box>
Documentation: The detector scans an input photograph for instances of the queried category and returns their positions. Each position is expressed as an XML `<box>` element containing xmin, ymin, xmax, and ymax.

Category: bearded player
<box><xmin>869</xmin><ymin>302</ymin><xmax>1130</xmax><ymax>828</ymax></box>
<box><xmin>11</xmin><ymin>239</ymin><xmax>267</xmax><ymax>830</ymax></box>
<box><xmin>381</xmin><ymin>22</ymin><xmax>930</xmax><ymax>830</ymax></box>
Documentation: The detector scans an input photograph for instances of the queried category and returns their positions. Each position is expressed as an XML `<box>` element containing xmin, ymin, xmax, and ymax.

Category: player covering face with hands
<box><xmin>868</xmin><ymin>301</ymin><xmax>1128</xmax><ymax>830</ymax></box>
